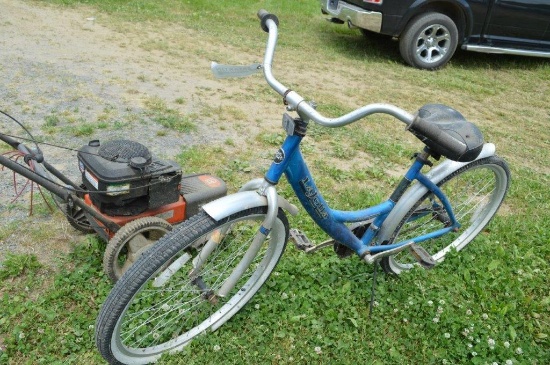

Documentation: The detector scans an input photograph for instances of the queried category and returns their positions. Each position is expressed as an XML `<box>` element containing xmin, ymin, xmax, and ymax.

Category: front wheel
<box><xmin>399</xmin><ymin>12</ymin><xmax>458</xmax><ymax>70</ymax></box>
<box><xmin>381</xmin><ymin>156</ymin><xmax>510</xmax><ymax>275</ymax></box>
<box><xmin>95</xmin><ymin>206</ymin><xmax>289</xmax><ymax>365</ymax></box>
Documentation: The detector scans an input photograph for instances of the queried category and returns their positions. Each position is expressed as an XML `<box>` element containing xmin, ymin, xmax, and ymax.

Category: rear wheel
<box><xmin>66</xmin><ymin>187</ymin><xmax>94</xmax><ymax>233</ymax></box>
<box><xmin>381</xmin><ymin>156</ymin><xmax>510</xmax><ymax>274</ymax></box>
<box><xmin>66</xmin><ymin>203</ymin><xmax>94</xmax><ymax>233</ymax></box>
<box><xmin>95</xmin><ymin>207</ymin><xmax>289</xmax><ymax>365</ymax></box>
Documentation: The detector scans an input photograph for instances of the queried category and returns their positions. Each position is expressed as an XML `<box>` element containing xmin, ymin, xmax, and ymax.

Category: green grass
<box><xmin>143</xmin><ymin>97</ymin><xmax>196</xmax><ymax>133</ymax></box>
<box><xmin>0</xmin><ymin>239</ymin><xmax>108</xmax><ymax>364</ymax></box>
<box><xmin>1</xmin><ymin>1</ymin><xmax>549</xmax><ymax>364</ymax></box>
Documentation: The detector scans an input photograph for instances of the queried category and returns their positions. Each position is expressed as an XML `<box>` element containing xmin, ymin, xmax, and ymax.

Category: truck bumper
<box><xmin>320</xmin><ymin>0</ymin><xmax>382</xmax><ymax>33</ymax></box>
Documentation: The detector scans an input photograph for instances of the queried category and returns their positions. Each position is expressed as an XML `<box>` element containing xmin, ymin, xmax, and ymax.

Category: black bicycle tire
<box><xmin>95</xmin><ymin>206</ymin><xmax>289</xmax><ymax>364</ymax></box>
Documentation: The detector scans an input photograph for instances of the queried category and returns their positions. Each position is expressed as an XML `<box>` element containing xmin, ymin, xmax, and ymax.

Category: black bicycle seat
<box><xmin>407</xmin><ymin>104</ymin><xmax>484</xmax><ymax>162</ymax></box>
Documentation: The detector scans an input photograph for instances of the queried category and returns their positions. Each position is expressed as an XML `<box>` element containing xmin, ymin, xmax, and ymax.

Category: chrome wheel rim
<box><xmin>387</xmin><ymin>162</ymin><xmax>509</xmax><ymax>274</ymax></box>
<box><xmin>415</xmin><ymin>24</ymin><xmax>451</xmax><ymax>64</ymax></box>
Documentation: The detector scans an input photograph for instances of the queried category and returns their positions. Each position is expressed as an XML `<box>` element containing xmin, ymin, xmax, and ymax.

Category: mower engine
<box><xmin>78</xmin><ymin>139</ymin><xmax>181</xmax><ymax>216</ymax></box>
<box><xmin>77</xmin><ymin>139</ymin><xmax>226</xmax><ymax>240</ymax></box>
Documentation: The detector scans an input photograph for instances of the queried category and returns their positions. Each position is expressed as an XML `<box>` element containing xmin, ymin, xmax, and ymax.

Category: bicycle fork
<box><xmin>216</xmin><ymin>182</ymin><xmax>279</xmax><ymax>297</ymax></box>
<box><xmin>185</xmin><ymin>179</ymin><xmax>280</xmax><ymax>299</ymax></box>
<box><xmin>218</xmin><ymin>182</ymin><xmax>279</xmax><ymax>297</ymax></box>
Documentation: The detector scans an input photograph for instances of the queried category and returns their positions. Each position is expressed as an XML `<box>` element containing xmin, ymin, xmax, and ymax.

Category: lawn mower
<box><xmin>0</xmin><ymin>111</ymin><xmax>227</xmax><ymax>282</ymax></box>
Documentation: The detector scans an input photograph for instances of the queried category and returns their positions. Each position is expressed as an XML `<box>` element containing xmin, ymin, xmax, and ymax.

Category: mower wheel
<box><xmin>103</xmin><ymin>216</ymin><xmax>172</xmax><ymax>283</ymax></box>
<box><xmin>66</xmin><ymin>203</ymin><xmax>95</xmax><ymax>234</ymax></box>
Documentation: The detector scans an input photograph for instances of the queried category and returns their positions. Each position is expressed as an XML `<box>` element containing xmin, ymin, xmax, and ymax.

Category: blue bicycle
<box><xmin>95</xmin><ymin>10</ymin><xmax>510</xmax><ymax>364</ymax></box>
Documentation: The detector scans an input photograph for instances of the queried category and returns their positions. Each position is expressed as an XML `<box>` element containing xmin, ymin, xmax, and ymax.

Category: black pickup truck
<box><xmin>320</xmin><ymin>0</ymin><xmax>550</xmax><ymax>69</ymax></box>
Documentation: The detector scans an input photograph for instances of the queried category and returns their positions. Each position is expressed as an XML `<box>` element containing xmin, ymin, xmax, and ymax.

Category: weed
<box><xmin>0</xmin><ymin>254</ymin><xmax>41</xmax><ymax>279</ymax></box>
<box><xmin>144</xmin><ymin>96</ymin><xmax>196</xmax><ymax>133</ymax></box>
<box><xmin>259</xmin><ymin>132</ymin><xmax>285</xmax><ymax>146</ymax></box>
<box><xmin>67</xmin><ymin>124</ymin><xmax>95</xmax><ymax>136</ymax></box>
<box><xmin>230</xmin><ymin>159</ymin><xmax>252</xmax><ymax>173</ymax></box>
<box><xmin>43</xmin><ymin>114</ymin><xmax>60</xmax><ymax>127</ymax></box>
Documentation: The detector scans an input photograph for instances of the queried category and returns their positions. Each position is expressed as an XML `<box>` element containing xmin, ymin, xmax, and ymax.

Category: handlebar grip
<box><xmin>257</xmin><ymin>9</ymin><xmax>279</xmax><ymax>33</ymax></box>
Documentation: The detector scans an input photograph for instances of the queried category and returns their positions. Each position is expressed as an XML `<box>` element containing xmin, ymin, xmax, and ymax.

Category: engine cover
<box><xmin>77</xmin><ymin>139</ymin><xmax>182</xmax><ymax>216</ymax></box>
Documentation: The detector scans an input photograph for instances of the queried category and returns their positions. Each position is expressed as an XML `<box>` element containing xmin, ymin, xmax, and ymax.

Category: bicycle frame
<box><xmin>264</xmin><ymin>123</ymin><xmax>460</xmax><ymax>258</ymax></box>
<box><xmin>202</xmin><ymin>10</ymin><xmax>497</xmax><ymax>294</ymax></box>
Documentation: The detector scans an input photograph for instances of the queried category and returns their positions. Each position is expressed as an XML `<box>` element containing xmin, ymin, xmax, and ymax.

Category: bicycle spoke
<box><xmin>382</xmin><ymin>158</ymin><xmax>509</xmax><ymax>274</ymax></box>
<box><xmin>117</xmin><ymin>219</ymin><xmax>272</xmax><ymax>350</ymax></box>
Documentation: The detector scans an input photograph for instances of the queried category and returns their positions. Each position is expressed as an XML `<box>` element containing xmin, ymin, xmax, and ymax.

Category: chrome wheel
<box><xmin>415</xmin><ymin>23</ymin><xmax>452</xmax><ymax>64</ymax></box>
<box><xmin>380</xmin><ymin>156</ymin><xmax>510</xmax><ymax>275</ymax></box>
<box><xmin>399</xmin><ymin>12</ymin><xmax>458</xmax><ymax>70</ymax></box>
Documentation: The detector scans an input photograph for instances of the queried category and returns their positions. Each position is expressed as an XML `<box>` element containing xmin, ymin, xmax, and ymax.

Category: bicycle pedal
<box><xmin>409</xmin><ymin>243</ymin><xmax>436</xmax><ymax>269</ymax></box>
<box><xmin>289</xmin><ymin>229</ymin><xmax>315</xmax><ymax>251</ymax></box>
<box><xmin>289</xmin><ymin>229</ymin><xmax>335</xmax><ymax>254</ymax></box>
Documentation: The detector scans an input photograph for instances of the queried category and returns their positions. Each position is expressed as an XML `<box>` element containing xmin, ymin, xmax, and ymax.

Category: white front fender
<box><xmin>202</xmin><ymin>191</ymin><xmax>299</xmax><ymax>221</ymax></box>
<box><xmin>377</xmin><ymin>143</ymin><xmax>496</xmax><ymax>243</ymax></box>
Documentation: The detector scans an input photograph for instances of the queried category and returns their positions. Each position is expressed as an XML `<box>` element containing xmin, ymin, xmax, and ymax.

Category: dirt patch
<box><xmin>0</xmin><ymin>0</ymin><xmax>258</xmax><ymax>264</ymax></box>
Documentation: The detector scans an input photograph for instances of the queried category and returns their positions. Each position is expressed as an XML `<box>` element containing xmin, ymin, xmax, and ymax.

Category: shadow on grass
<box><xmin>315</xmin><ymin>26</ymin><xmax>403</xmax><ymax>64</ymax></box>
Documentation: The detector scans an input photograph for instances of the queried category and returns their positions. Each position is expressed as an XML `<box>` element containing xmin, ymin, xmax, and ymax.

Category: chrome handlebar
<box><xmin>210</xmin><ymin>11</ymin><xmax>415</xmax><ymax>127</ymax></box>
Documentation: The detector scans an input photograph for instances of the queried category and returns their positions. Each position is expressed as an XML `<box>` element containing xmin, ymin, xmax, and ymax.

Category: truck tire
<box><xmin>399</xmin><ymin>12</ymin><xmax>458</xmax><ymax>70</ymax></box>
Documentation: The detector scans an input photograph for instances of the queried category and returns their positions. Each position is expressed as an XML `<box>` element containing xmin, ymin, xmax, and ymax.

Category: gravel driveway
<box><xmin>0</xmin><ymin>0</ymin><xmax>237</xmax><ymax>264</ymax></box>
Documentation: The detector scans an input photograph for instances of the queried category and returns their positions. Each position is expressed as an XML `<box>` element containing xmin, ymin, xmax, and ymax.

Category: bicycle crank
<box><xmin>363</xmin><ymin>242</ymin><xmax>436</xmax><ymax>269</ymax></box>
